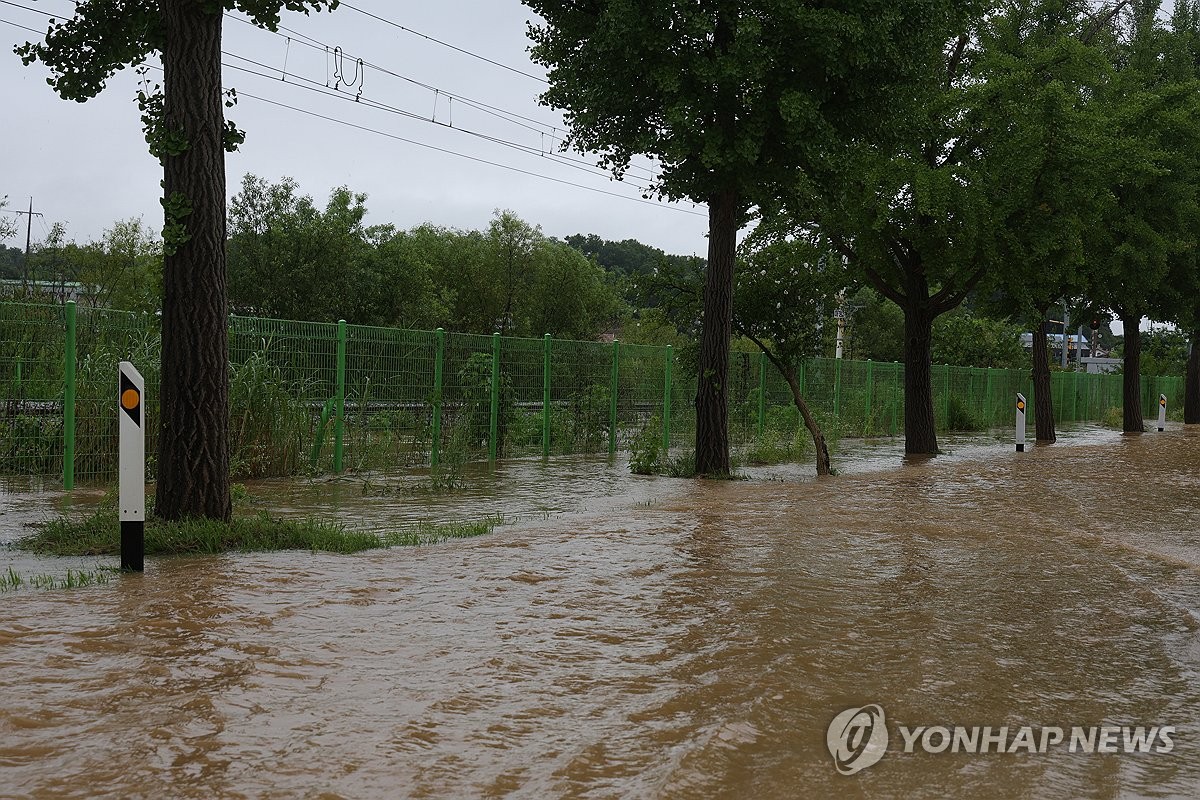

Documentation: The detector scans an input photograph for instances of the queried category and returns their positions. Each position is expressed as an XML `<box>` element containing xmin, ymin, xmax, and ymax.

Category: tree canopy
<box><xmin>524</xmin><ymin>0</ymin><xmax>972</xmax><ymax>474</ymax></box>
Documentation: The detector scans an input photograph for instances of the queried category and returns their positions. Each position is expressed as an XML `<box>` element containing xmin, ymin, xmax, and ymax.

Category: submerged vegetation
<box><xmin>17</xmin><ymin>511</ymin><xmax>501</xmax><ymax>558</ymax></box>
<box><xmin>0</xmin><ymin>565</ymin><xmax>117</xmax><ymax>592</ymax></box>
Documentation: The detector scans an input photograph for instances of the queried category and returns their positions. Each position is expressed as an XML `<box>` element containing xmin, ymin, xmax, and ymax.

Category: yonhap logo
<box><xmin>827</xmin><ymin>704</ymin><xmax>889</xmax><ymax>775</ymax></box>
<box><xmin>825</xmin><ymin>703</ymin><xmax>1178</xmax><ymax>776</ymax></box>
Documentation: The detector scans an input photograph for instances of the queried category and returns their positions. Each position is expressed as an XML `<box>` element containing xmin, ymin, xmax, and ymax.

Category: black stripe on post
<box><xmin>121</xmin><ymin>519</ymin><xmax>144</xmax><ymax>572</ymax></box>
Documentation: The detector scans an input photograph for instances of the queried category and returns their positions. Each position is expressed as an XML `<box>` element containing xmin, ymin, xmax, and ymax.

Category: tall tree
<box><xmin>776</xmin><ymin>1</ymin><xmax>1120</xmax><ymax>454</ymax></box>
<box><xmin>1084</xmin><ymin>0</ymin><xmax>1200</xmax><ymax>432</ymax></box>
<box><xmin>523</xmin><ymin>0</ymin><xmax>966</xmax><ymax>475</ymax></box>
<box><xmin>18</xmin><ymin>0</ymin><xmax>340</xmax><ymax>521</ymax></box>
<box><xmin>979</xmin><ymin>2</ymin><xmax>1114</xmax><ymax>444</ymax></box>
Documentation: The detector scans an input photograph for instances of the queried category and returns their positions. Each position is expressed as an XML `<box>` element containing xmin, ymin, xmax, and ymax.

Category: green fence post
<box><xmin>63</xmin><ymin>300</ymin><xmax>76</xmax><ymax>490</ymax></box>
<box><xmin>891</xmin><ymin>364</ymin><xmax>900</xmax><ymax>436</ymax></box>
<box><xmin>864</xmin><ymin>359</ymin><xmax>874</xmax><ymax>434</ymax></box>
<box><xmin>543</xmin><ymin>333</ymin><xmax>552</xmax><ymax>458</ymax></box>
<box><xmin>757</xmin><ymin>352</ymin><xmax>767</xmax><ymax>438</ymax></box>
<box><xmin>489</xmin><ymin>332</ymin><xmax>500</xmax><ymax>462</ymax></box>
<box><xmin>431</xmin><ymin>327</ymin><xmax>444</xmax><ymax>468</ymax></box>
<box><xmin>609</xmin><ymin>339</ymin><xmax>620</xmax><ymax>455</ymax></box>
<box><xmin>1086</xmin><ymin>371</ymin><xmax>1092</xmax><ymax>421</ymax></box>
<box><xmin>1075</xmin><ymin>369</ymin><xmax>1084</xmax><ymax>422</ymax></box>
<box><xmin>798</xmin><ymin>360</ymin><xmax>807</xmax><ymax>432</ymax></box>
<box><xmin>334</xmin><ymin>319</ymin><xmax>346</xmax><ymax>473</ymax></box>
<box><xmin>984</xmin><ymin>368</ymin><xmax>994</xmax><ymax>428</ymax></box>
<box><xmin>940</xmin><ymin>365</ymin><xmax>950</xmax><ymax>430</ymax></box>
<box><xmin>833</xmin><ymin>358</ymin><xmax>843</xmax><ymax>420</ymax></box>
<box><xmin>663</xmin><ymin>345</ymin><xmax>673</xmax><ymax>452</ymax></box>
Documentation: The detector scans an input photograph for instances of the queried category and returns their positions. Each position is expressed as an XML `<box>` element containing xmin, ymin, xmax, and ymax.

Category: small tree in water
<box><xmin>634</xmin><ymin>232</ymin><xmax>842</xmax><ymax>477</ymax></box>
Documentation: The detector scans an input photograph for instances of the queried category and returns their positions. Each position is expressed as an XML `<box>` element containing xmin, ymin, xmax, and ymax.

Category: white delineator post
<box><xmin>1158</xmin><ymin>394</ymin><xmax>1168</xmax><ymax>432</ymax></box>
<box><xmin>1016</xmin><ymin>393</ymin><xmax>1027</xmax><ymax>453</ymax></box>
<box><xmin>119</xmin><ymin>362</ymin><xmax>145</xmax><ymax>572</ymax></box>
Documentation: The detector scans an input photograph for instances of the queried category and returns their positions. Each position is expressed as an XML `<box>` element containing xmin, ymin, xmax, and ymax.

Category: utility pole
<box><xmin>8</xmin><ymin>198</ymin><xmax>44</xmax><ymax>293</ymax></box>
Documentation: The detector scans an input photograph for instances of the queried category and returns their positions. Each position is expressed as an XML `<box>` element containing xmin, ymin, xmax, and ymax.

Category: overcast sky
<box><xmin>1</xmin><ymin>0</ymin><xmax>709</xmax><ymax>256</ymax></box>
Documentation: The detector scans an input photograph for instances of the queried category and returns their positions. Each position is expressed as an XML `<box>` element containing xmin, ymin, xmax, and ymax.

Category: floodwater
<box><xmin>2</xmin><ymin>425</ymin><xmax>1200</xmax><ymax>798</ymax></box>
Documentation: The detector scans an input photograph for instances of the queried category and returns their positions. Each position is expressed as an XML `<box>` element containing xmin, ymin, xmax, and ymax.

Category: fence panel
<box><xmin>1</xmin><ymin>301</ymin><xmax>1191</xmax><ymax>484</ymax></box>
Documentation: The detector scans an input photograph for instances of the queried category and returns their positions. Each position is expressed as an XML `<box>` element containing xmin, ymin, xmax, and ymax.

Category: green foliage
<box><xmin>524</xmin><ymin>1</ymin><xmax>969</xmax><ymax>206</ymax></box>
<box><xmin>18</xmin><ymin>508</ymin><xmax>500</xmax><ymax>557</ymax></box>
<box><xmin>565</xmin><ymin>234</ymin><xmax>687</xmax><ymax>277</ymax></box>
<box><xmin>662</xmin><ymin>452</ymin><xmax>697</xmax><ymax>478</ymax></box>
<box><xmin>946</xmin><ymin>395</ymin><xmax>985</xmax><ymax>432</ymax></box>
<box><xmin>456</xmin><ymin>351</ymin><xmax>513</xmax><ymax>455</ymax></box>
<box><xmin>0</xmin><ymin>566</ymin><xmax>115</xmax><ymax>593</ymax></box>
<box><xmin>931</xmin><ymin>310</ymin><xmax>1026</xmax><ymax>369</ymax></box>
<box><xmin>228</xmin><ymin>350</ymin><xmax>315</xmax><ymax>478</ymax></box>
<box><xmin>227</xmin><ymin>178</ymin><xmax>622</xmax><ymax>337</ymax></box>
<box><xmin>0</xmin><ymin>196</ymin><xmax>18</xmax><ymax>243</ymax></box>
<box><xmin>845</xmin><ymin>289</ymin><xmax>904</xmax><ymax>363</ymax></box>
<box><xmin>0</xmin><ymin>414</ymin><xmax>61</xmax><ymax>475</ymax></box>
<box><xmin>1101</xmin><ymin>405</ymin><xmax>1125</xmax><ymax>429</ymax></box>
<box><xmin>743</xmin><ymin>426</ymin><xmax>809</xmax><ymax>467</ymax></box>
<box><xmin>1140</xmin><ymin>327</ymin><xmax>1192</xmax><ymax>377</ymax></box>
<box><xmin>15</xmin><ymin>2</ymin><xmax>340</xmax><ymax>105</ymax></box>
<box><xmin>159</xmin><ymin>192</ymin><xmax>193</xmax><ymax>256</ymax></box>
<box><xmin>629</xmin><ymin>416</ymin><xmax>663</xmax><ymax>475</ymax></box>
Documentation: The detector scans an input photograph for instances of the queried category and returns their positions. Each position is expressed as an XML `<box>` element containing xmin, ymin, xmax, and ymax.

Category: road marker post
<box><xmin>118</xmin><ymin>362</ymin><xmax>145</xmax><ymax>572</ymax></box>
<box><xmin>1016</xmin><ymin>393</ymin><xmax>1027</xmax><ymax>453</ymax></box>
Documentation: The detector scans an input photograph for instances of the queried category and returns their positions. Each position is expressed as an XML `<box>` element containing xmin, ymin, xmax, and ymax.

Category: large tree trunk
<box><xmin>155</xmin><ymin>0</ymin><xmax>231</xmax><ymax>522</ymax></box>
<box><xmin>902</xmin><ymin>303</ymin><xmax>938</xmax><ymax>454</ymax></box>
<box><xmin>1120</xmin><ymin>312</ymin><xmax>1144</xmax><ymax>434</ymax></box>
<box><xmin>694</xmin><ymin>188</ymin><xmax>738</xmax><ymax>476</ymax></box>
<box><xmin>1031</xmin><ymin>315</ymin><xmax>1056</xmax><ymax>443</ymax></box>
<box><xmin>1186</xmin><ymin>330</ymin><xmax>1200</xmax><ymax>425</ymax></box>
<box><xmin>782</xmin><ymin>370</ymin><xmax>832</xmax><ymax>476</ymax></box>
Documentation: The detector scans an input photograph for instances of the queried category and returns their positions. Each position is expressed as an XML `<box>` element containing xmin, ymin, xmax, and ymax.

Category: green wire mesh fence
<box><xmin>0</xmin><ymin>300</ymin><xmax>1187</xmax><ymax>485</ymax></box>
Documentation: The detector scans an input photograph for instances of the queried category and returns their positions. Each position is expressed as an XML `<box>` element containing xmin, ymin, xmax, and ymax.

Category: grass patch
<box><xmin>1</xmin><ymin>565</ymin><xmax>117</xmax><ymax>592</ymax></box>
<box><xmin>1101</xmin><ymin>406</ymin><xmax>1124</xmax><ymax>429</ymax></box>
<box><xmin>381</xmin><ymin>517</ymin><xmax>502</xmax><ymax>547</ymax></box>
<box><xmin>17</xmin><ymin>511</ymin><xmax>502</xmax><ymax>558</ymax></box>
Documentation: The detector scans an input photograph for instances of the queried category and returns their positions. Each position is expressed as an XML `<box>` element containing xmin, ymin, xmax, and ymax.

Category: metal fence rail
<box><xmin>0</xmin><ymin>300</ymin><xmax>1185</xmax><ymax>485</ymax></box>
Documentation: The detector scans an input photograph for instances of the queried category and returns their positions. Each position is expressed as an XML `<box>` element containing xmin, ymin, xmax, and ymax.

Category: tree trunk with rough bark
<box><xmin>1186</xmin><ymin>331</ymin><xmax>1200</xmax><ymax>425</ymax></box>
<box><xmin>154</xmin><ymin>0</ymin><xmax>232</xmax><ymax>522</ymax></box>
<box><xmin>902</xmin><ymin>303</ymin><xmax>938</xmax><ymax>454</ymax></box>
<box><xmin>694</xmin><ymin>188</ymin><xmax>738</xmax><ymax>476</ymax></box>
<box><xmin>1032</xmin><ymin>315</ymin><xmax>1056</xmax><ymax>442</ymax></box>
<box><xmin>1120</xmin><ymin>312</ymin><xmax>1144</xmax><ymax>433</ymax></box>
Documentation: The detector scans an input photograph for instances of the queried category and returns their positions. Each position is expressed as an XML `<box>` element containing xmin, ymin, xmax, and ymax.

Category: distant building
<box><xmin>1020</xmin><ymin>332</ymin><xmax>1102</xmax><ymax>359</ymax></box>
<box><xmin>0</xmin><ymin>279</ymin><xmax>88</xmax><ymax>304</ymax></box>
<box><xmin>1081</xmin><ymin>357</ymin><xmax>1122</xmax><ymax>375</ymax></box>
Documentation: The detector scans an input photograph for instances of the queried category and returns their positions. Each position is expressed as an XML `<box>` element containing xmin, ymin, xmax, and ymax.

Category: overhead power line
<box><xmin>337</xmin><ymin>1</ymin><xmax>549</xmax><ymax>85</ymax></box>
<box><xmin>220</xmin><ymin>51</ymin><xmax>656</xmax><ymax>191</ymax></box>
<box><xmin>234</xmin><ymin>90</ymin><xmax>704</xmax><ymax>218</ymax></box>
<box><xmin>0</xmin><ymin>15</ymin><xmax>42</xmax><ymax>35</ymax></box>
<box><xmin>223</xmin><ymin>11</ymin><xmax>661</xmax><ymax>184</ymax></box>
<box><xmin>5</xmin><ymin>8</ymin><xmax>698</xmax><ymax>219</ymax></box>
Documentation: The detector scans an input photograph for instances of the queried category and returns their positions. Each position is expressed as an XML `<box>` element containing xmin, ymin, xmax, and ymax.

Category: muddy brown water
<box><xmin>2</xmin><ymin>426</ymin><xmax>1199</xmax><ymax>798</ymax></box>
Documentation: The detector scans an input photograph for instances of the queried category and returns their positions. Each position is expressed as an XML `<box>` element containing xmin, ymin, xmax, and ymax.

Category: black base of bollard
<box><xmin>1016</xmin><ymin>444</ymin><xmax>1025</xmax><ymax>452</ymax></box>
<box><xmin>121</xmin><ymin>519</ymin><xmax>144</xmax><ymax>572</ymax></box>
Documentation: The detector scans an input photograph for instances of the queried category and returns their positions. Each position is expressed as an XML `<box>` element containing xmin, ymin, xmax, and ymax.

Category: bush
<box><xmin>945</xmin><ymin>395</ymin><xmax>984</xmax><ymax>431</ymax></box>
<box><xmin>629</xmin><ymin>416</ymin><xmax>663</xmax><ymax>475</ymax></box>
